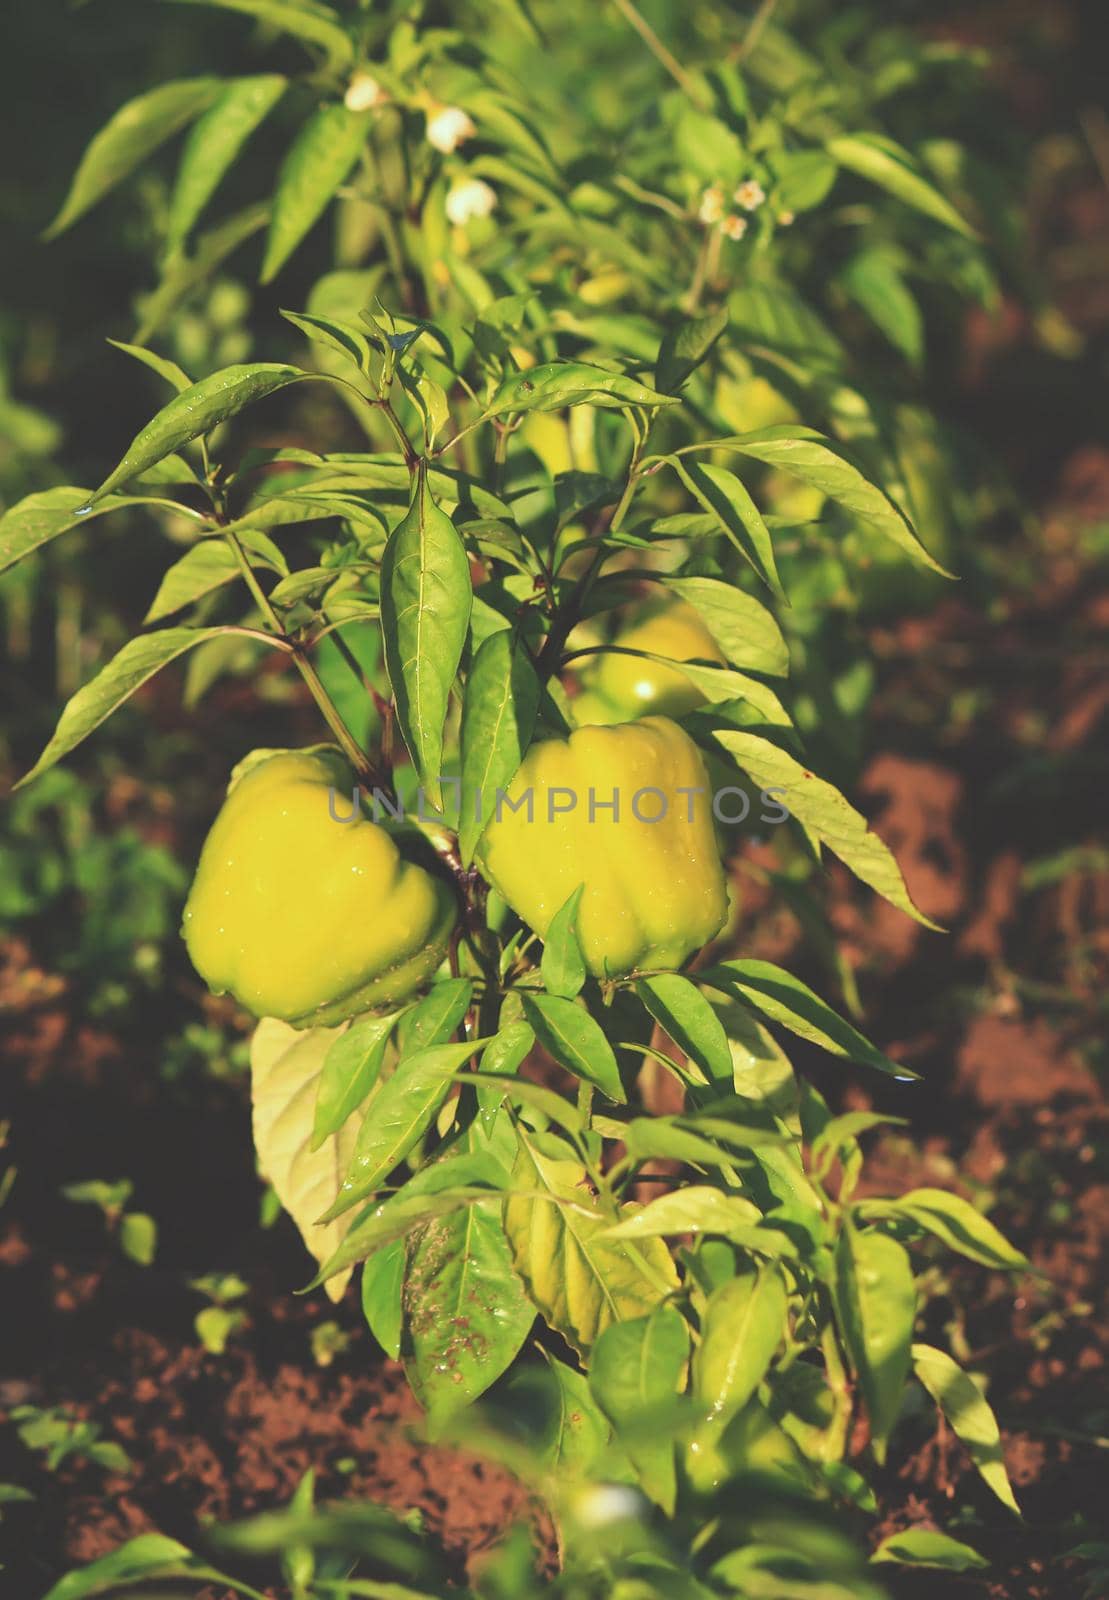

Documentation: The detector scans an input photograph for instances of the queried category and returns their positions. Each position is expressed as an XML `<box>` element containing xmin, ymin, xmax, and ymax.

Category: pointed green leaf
<box><xmin>713</xmin><ymin>731</ymin><xmax>939</xmax><ymax>928</ymax></box>
<box><xmin>361</xmin><ymin>1237</ymin><xmax>405</xmax><ymax>1358</ymax></box>
<box><xmin>694</xmin><ymin>1266</ymin><xmax>787</xmax><ymax>1423</ymax></box>
<box><xmin>699</xmin><ymin>959</ymin><xmax>914</xmax><ymax>1078</ymax></box>
<box><xmin>45</xmin><ymin>78</ymin><xmax>222</xmax><ymax>238</ymax></box>
<box><xmin>107</xmin><ymin>339</ymin><xmax>193</xmax><ymax>392</ymax></box>
<box><xmin>17</xmin><ymin>626</ymin><xmax>243</xmax><ymax>788</ymax></box>
<box><xmin>311</xmin><ymin>1012</ymin><xmax>398</xmax><ymax>1150</ymax></box>
<box><xmin>90</xmin><ymin>364</ymin><xmax>310</xmax><ymax>504</ymax></box>
<box><xmin>871</xmin><ymin>1528</ymin><xmax>988</xmax><ymax>1571</ymax></box>
<box><xmin>839</xmin><ymin>249</ymin><xmax>924</xmax><ymax>366</ymax></box>
<box><xmin>404</xmin><ymin>1197</ymin><xmax>534</xmax><ymax>1430</ymax></box>
<box><xmin>167</xmin><ymin>74</ymin><xmax>287</xmax><ymax>252</ymax></box>
<box><xmin>835</xmin><ymin>1223</ymin><xmax>915</xmax><ymax>1461</ymax></box>
<box><xmin>860</xmin><ymin>1188</ymin><xmax>1028</xmax><ymax>1270</ymax></box>
<box><xmin>394</xmin><ymin>978</ymin><xmax>473</xmax><ymax>1057</ymax></box>
<box><xmin>380</xmin><ymin>463</ymin><xmax>472</xmax><ymax>806</ymax></box>
<box><xmin>637</xmin><ymin>973</ymin><xmax>733</xmax><ymax>1083</ymax></box>
<box><xmin>591</xmin><ymin>1306</ymin><xmax>689</xmax><ymax>1511</ymax></box>
<box><xmin>0</xmin><ymin>487</ymin><xmax>183</xmax><ymax>577</ymax></box>
<box><xmin>670</xmin><ymin>457</ymin><xmax>785</xmax><ymax>601</ymax></box>
<box><xmin>166</xmin><ymin>0</ymin><xmax>354</xmax><ymax>74</ymax></box>
<box><xmin>730</xmin><ymin>429</ymin><xmax>951</xmax><ymax>574</ymax></box>
<box><xmin>143</xmin><ymin>530</ymin><xmax>285</xmax><ymax>623</ymax></box>
<box><xmin>661</xmin><ymin>575</ymin><xmax>788</xmax><ymax>677</ymax></box>
<box><xmin>656</xmin><ymin>307</ymin><xmax>729</xmax><ymax>394</ymax></box>
<box><xmin>521</xmin><ymin>994</ymin><xmax>625</xmax><ymax>1104</ymax></box>
<box><xmin>603</xmin><ymin>1187</ymin><xmax>763</xmax><ymax>1242</ymax></box>
<box><xmin>828</xmin><ymin>132</ymin><xmax>976</xmax><ymax>238</ymax></box>
<box><xmin>541</xmin><ymin>886</ymin><xmax>587</xmax><ymax>1000</ymax></box>
<box><xmin>486</xmin><ymin>361</ymin><xmax>680</xmax><ymax>418</ymax></box>
<box><xmin>261</xmin><ymin>104</ymin><xmax>371</xmax><ymax>283</ymax></box>
<box><xmin>41</xmin><ymin>1534</ymin><xmax>197</xmax><ymax>1600</ymax></box>
<box><xmin>459</xmin><ymin>628</ymin><xmax>539</xmax><ymax>865</ymax></box>
<box><xmin>912</xmin><ymin>1343</ymin><xmax>1020</xmax><ymax>1514</ymax></box>
<box><xmin>324</xmin><ymin>1041</ymin><xmax>483</xmax><ymax>1220</ymax></box>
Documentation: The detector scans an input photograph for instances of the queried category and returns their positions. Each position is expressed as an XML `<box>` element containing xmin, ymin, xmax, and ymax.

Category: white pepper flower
<box><xmin>734</xmin><ymin>179</ymin><xmax>766</xmax><ymax>211</ymax></box>
<box><xmin>720</xmin><ymin>213</ymin><xmax>748</xmax><ymax>241</ymax></box>
<box><xmin>426</xmin><ymin>105</ymin><xmax>476</xmax><ymax>154</ymax></box>
<box><xmin>698</xmin><ymin>185</ymin><xmax>726</xmax><ymax>225</ymax></box>
<box><xmin>445</xmin><ymin>177</ymin><xmax>497</xmax><ymax>226</ymax></box>
<box><xmin>344</xmin><ymin>72</ymin><xmax>387</xmax><ymax>112</ymax></box>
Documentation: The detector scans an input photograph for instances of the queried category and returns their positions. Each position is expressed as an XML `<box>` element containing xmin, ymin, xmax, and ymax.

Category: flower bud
<box><xmin>445</xmin><ymin>177</ymin><xmax>497</xmax><ymax>226</ymax></box>
<box><xmin>426</xmin><ymin>105</ymin><xmax>476</xmax><ymax>154</ymax></box>
<box><xmin>344</xmin><ymin>72</ymin><xmax>386</xmax><ymax>112</ymax></box>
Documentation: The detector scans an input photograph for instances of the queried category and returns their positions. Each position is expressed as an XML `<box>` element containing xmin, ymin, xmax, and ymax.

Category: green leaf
<box><xmin>261</xmin><ymin>104</ymin><xmax>372</xmax><ymax>283</ymax></box>
<box><xmin>167</xmin><ymin>74</ymin><xmax>287</xmax><ymax>252</ymax></box>
<box><xmin>107</xmin><ymin>339</ymin><xmax>193</xmax><ymax>392</ymax></box>
<box><xmin>541</xmin><ymin>886</ymin><xmax>587</xmax><ymax>1000</ymax></box>
<box><xmin>827</xmin><ymin>132</ymin><xmax>976</xmax><ymax>238</ymax></box>
<box><xmin>525</xmin><ymin>1352</ymin><xmax>611</xmax><ymax>1472</ymax></box>
<box><xmin>40</xmin><ymin>1534</ymin><xmax>196</xmax><ymax>1600</ymax></box>
<box><xmin>861</xmin><ymin>1188</ymin><xmax>1028</xmax><ymax>1270</ymax></box>
<box><xmin>458</xmin><ymin>628</ymin><xmax>539</xmax><ymax>865</ymax></box>
<box><xmin>699</xmin><ymin>959</ymin><xmax>914</xmax><ymax>1079</ymax></box>
<box><xmin>502</xmin><ymin>1132</ymin><xmax>678</xmax><ymax>1357</ymax></box>
<box><xmin>656</xmin><ymin>307</ymin><xmax>729</xmax><ymax>394</ymax></box>
<box><xmin>135</xmin><ymin>201</ymin><xmax>270</xmax><ymax>344</ymax></box>
<box><xmin>0</xmin><ymin>487</ymin><xmax>182</xmax><ymax>577</ymax></box>
<box><xmin>871</xmin><ymin>1528</ymin><xmax>989</xmax><ymax>1571</ymax></box>
<box><xmin>119</xmin><ymin>1213</ymin><xmax>158</xmax><ymax>1267</ymax></box>
<box><xmin>661</xmin><ymin>575</ymin><xmax>788</xmax><ymax>677</ymax></box>
<box><xmin>912</xmin><ymin>1344</ymin><xmax>1020</xmax><ymax>1514</ymax></box>
<box><xmin>380</xmin><ymin>462</ymin><xmax>473</xmax><ymax>807</ymax></box>
<box><xmin>637</xmin><ymin>974</ymin><xmax>733</xmax><ymax>1083</ymax></box>
<box><xmin>404</xmin><ymin>1197</ymin><xmax>534</xmax><ymax>1431</ymax></box>
<box><xmin>521</xmin><ymin>994</ymin><xmax>625</xmax><ymax>1104</ymax></box>
<box><xmin>17</xmin><ymin>626</ymin><xmax>240</xmax><ymax>788</ymax></box>
<box><xmin>251</xmin><ymin>1017</ymin><xmax>359</xmax><ymax>1300</ymax></box>
<box><xmin>281</xmin><ymin>308</ymin><xmax>376</xmax><ymax>377</ymax></box>
<box><xmin>712</xmin><ymin>732</ymin><xmax>938</xmax><ymax>928</ymax></box>
<box><xmin>769</xmin><ymin>147</ymin><xmax>839</xmax><ymax>213</ymax></box>
<box><xmin>477</xmin><ymin>1021</ymin><xmax>535</xmax><ymax>1123</ymax></box>
<box><xmin>603</xmin><ymin>1186</ymin><xmax>764</xmax><ymax>1243</ymax></box>
<box><xmin>590</xmin><ymin>1306</ymin><xmax>689</xmax><ymax>1511</ymax></box>
<box><xmin>44</xmin><ymin>78</ymin><xmax>222</xmax><ymax>238</ymax></box>
<box><xmin>361</xmin><ymin>1237</ymin><xmax>405</xmax><ymax>1358</ymax></box>
<box><xmin>166</xmin><ymin>0</ymin><xmax>354</xmax><ymax>74</ymax></box>
<box><xmin>670</xmin><ymin>457</ymin><xmax>785</xmax><ymax>601</ymax></box>
<box><xmin>311</xmin><ymin>1012</ymin><xmax>398</xmax><ymax>1150</ymax></box>
<box><xmin>486</xmin><ymin>361</ymin><xmax>680</xmax><ymax>418</ymax></box>
<box><xmin>324</xmin><ymin>1041</ymin><xmax>483</xmax><ymax>1220</ymax></box>
<box><xmin>90</xmin><ymin>364</ymin><xmax>310</xmax><ymax>504</ymax></box>
<box><xmin>839</xmin><ymin>249</ymin><xmax>923</xmax><ymax>366</ymax></box>
<box><xmin>395</xmin><ymin>978</ymin><xmax>473</xmax><ymax>1056</ymax></box>
<box><xmin>143</xmin><ymin>532</ymin><xmax>285</xmax><ymax>623</ymax></box>
<box><xmin>694</xmin><ymin>1266</ymin><xmax>787</xmax><ymax>1423</ymax></box>
<box><xmin>835</xmin><ymin>1223</ymin><xmax>915</xmax><ymax>1461</ymax></box>
<box><xmin>728</xmin><ymin>429</ymin><xmax>951</xmax><ymax>575</ymax></box>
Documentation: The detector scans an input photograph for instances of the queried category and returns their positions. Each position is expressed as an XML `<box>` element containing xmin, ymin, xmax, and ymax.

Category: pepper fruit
<box><xmin>577</xmin><ymin>599</ymin><xmax>724</xmax><ymax>724</ymax></box>
<box><xmin>183</xmin><ymin>748</ymin><xmax>456</xmax><ymax>1026</ymax></box>
<box><xmin>479</xmin><ymin>716</ymin><xmax>729</xmax><ymax>978</ymax></box>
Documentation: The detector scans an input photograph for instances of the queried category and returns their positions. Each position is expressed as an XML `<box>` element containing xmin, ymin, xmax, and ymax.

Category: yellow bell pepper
<box><xmin>183</xmin><ymin>748</ymin><xmax>456</xmax><ymax>1026</ymax></box>
<box><xmin>479</xmin><ymin>716</ymin><xmax>729</xmax><ymax>977</ymax></box>
<box><xmin>579</xmin><ymin>599</ymin><xmax>724</xmax><ymax>723</ymax></box>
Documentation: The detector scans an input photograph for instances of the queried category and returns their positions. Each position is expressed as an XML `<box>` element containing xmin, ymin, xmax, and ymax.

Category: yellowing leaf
<box><xmin>502</xmin><ymin>1133</ymin><xmax>677</xmax><ymax>1358</ymax></box>
<box><xmin>250</xmin><ymin>1017</ymin><xmax>359</xmax><ymax>1301</ymax></box>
